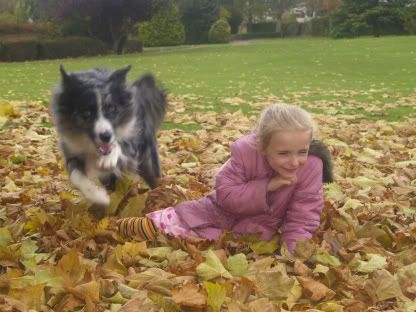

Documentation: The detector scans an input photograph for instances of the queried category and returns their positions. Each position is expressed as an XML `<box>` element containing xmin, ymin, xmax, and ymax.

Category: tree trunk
<box><xmin>114</xmin><ymin>35</ymin><xmax>127</xmax><ymax>55</ymax></box>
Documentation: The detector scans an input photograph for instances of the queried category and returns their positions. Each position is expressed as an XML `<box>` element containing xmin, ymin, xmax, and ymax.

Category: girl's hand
<box><xmin>267</xmin><ymin>175</ymin><xmax>297</xmax><ymax>192</ymax></box>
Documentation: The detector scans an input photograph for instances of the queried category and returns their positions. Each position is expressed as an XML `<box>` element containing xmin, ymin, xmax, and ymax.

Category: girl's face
<box><xmin>262</xmin><ymin>130</ymin><xmax>311</xmax><ymax>178</ymax></box>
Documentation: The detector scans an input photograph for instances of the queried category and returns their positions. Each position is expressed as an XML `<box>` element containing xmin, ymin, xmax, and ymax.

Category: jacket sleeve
<box><xmin>280</xmin><ymin>156</ymin><xmax>324</xmax><ymax>252</ymax></box>
<box><xmin>215</xmin><ymin>141</ymin><xmax>270</xmax><ymax>216</ymax></box>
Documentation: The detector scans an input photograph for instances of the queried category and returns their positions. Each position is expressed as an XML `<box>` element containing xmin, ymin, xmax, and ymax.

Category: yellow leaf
<box><xmin>196</xmin><ymin>249</ymin><xmax>232</xmax><ymax>280</ymax></box>
<box><xmin>204</xmin><ymin>281</ymin><xmax>226</xmax><ymax>312</ymax></box>
<box><xmin>249</xmin><ymin>236</ymin><xmax>279</xmax><ymax>255</ymax></box>
<box><xmin>56</xmin><ymin>249</ymin><xmax>86</xmax><ymax>286</ymax></box>
<box><xmin>227</xmin><ymin>253</ymin><xmax>248</xmax><ymax>277</ymax></box>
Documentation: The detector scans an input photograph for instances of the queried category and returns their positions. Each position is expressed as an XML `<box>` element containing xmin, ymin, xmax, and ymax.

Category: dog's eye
<box><xmin>82</xmin><ymin>111</ymin><xmax>92</xmax><ymax>119</ymax></box>
<box><xmin>106</xmin><ymin>105</ymin><xmax>117</xmax><ymax>115</ymax></box>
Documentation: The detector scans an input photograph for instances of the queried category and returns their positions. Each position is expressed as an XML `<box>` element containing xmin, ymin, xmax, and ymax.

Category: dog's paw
<box><xmin>97</xmin><ymin>145</ymin><xmax>120</xmax><ymax>170</ymax></box>
<box><xmin>84</xmin><ymin>185</ymin><xmax>110</xmax><ymax>206</ymax></box>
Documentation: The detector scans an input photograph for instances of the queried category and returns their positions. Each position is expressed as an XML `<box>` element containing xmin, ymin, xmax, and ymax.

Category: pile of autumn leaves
<box><xmin>0</xmin><ymin>97</ymin><xmax>416</xmax><ymax>312</ymax></box>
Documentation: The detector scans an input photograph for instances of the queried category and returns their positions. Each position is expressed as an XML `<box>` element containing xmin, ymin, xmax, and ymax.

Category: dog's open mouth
<box><xmin>98</xmin><ymin>144</ymin><xmax>112</xmax><ymax>155</ymax></box>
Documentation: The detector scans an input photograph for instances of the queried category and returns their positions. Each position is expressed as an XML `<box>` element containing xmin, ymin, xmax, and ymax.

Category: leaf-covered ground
<box><xmin>1</xmin><ymin>93</ymin><xmax>416</xmax><ymax>312</ymax></box>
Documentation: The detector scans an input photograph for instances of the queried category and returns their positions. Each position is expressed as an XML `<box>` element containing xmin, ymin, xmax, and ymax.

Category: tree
<box><xmin>305</xmin><ymin>0</ymin><xmax>342</xmax><ymax>16</ymax></box>
<box><xmin>220</xmin><ymin>0</ymin><xmax>245</xmax><ymax>33</ymax></box>
<box><xmin>46</xmin><ymin>0</ymin><xmax>155</xmax><ymax>54</ymax></box>
<box><xmin>138</xmin><ymin>2</ymin><xmax>185</xmax><ymax>46</ymax></box>
<box><xmin>266</xmin><ymin>0</ymin><xmax>303</xmax><ymax>34</ymax></box>
<box><xmin>14</xmin><ymin>0</ymin><xmax>34</xmax><ymax>22</ymax></box>
<box><xmin>180</xmin><ymin>0</ymin><xmax>220</xmax><ymax>43</ymax></box>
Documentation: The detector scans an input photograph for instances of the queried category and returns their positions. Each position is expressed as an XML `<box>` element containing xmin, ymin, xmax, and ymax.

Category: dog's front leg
<box><xmin>67</xmin><ymin>158</ymin><xmax>110</xmax><ymax>206</ymax></box>
<box><xmin>97</xmin><ymin>143</ymin><xmax>121</xmax><ymax>170</ymax></box>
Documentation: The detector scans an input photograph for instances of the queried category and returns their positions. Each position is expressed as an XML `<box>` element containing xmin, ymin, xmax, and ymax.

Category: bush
<box><xmin>123</xmin><ymin>39</ymin><xmax>143</xmax><ymax>53</ymax></box>
<box><xmin>208</xmin><ymin>19</ymin><xmax>231</xmax><ymax>43</ymax></box>
<box><xmin>312</xmin><ymin>17</ymin><xmax>330</xmax><ymax>36</ymax></box>
<box><xmin>138</xmin><ymin>3</ymin><xmax>185</xmax><ymax>47</ymax></box>
<box><xmin>0</xmin><ymin>36</ymin><xmax>110</xmax><ymax>62</ymax></box>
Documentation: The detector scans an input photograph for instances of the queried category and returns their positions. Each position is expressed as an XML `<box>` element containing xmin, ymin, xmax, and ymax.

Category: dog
<box><xmin>50</xmin><ymin>65</ymin><xmax>167</xmax><ymax>210</ymax></box>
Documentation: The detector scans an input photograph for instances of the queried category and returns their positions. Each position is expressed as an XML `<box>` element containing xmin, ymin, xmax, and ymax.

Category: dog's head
<box><xmin>52</xmin><ymin>65</ymin><xmax>135</xmax><ymax>155</ymax></box>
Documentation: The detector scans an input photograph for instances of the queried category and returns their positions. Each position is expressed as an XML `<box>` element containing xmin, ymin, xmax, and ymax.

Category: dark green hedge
<box><xmin>232</xmin><ymin>32</ymin><xmax>281</xmax><ymax>40</ymax></box>
<box><xmin>0</xmin><ymin>36</ymin><xmax>110</xmax><ymax>62</ymax></box>
<box><xmin>250</xmin><ymin>22</ymin><xmax>277</xmax><ymax>33</ymax></box>
<box><xmin>0</xmin><ymin>39</ymin><xmax>40</xmax><ymax>61</ymax></box>
<box><xmin>39</xmin><ymin>37</ymin><xmax>109</xmax><ymax>59</ymax></box>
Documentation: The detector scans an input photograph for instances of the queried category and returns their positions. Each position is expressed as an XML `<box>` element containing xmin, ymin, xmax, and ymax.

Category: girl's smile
<box><xmin>262</xmin><ymin>129</ymin><xmax>312</xmax><ymax>178</ymax></box>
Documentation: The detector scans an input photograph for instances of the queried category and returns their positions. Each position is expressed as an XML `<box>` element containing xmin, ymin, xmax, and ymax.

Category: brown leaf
<box><xmin>0</xmin><ymin>295</ymin><xmax>28</xmax><ymax>312</ymax></box>
<box><xmin>172</xmin><ymin>283</ymin><xmax>207</xmax><ymax>309</ymax></box>
<box><xmin>297</xmin><ymin>276</ymin><xmax>336</xmax><ymax>302</ymax></box>
<box><xmin>293</xmin><ymin>260</ymin><xmax>312</xmax><ymax>276</ymax></box>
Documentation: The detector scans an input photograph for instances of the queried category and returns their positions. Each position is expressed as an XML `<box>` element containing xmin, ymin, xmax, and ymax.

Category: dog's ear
<box><xmin>109</xmin><ymin>65</ymin><xmax>131</xmax><ymax>83</ymax></box>
<box><xmin>60</xmin><ymin>65</ymin><xmax>79</xmax><ymax>88</ymax></box>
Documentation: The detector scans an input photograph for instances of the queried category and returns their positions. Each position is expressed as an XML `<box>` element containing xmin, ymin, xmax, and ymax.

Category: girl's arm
<box><xmin>280</xmin><ymin>156</ymin><xmax>324</xmax><ymax>252</ymax></box>
<box><xmin>215</xmin><ymin>142</ymin><xmax>270</xmax><ymax>216</ymax></box>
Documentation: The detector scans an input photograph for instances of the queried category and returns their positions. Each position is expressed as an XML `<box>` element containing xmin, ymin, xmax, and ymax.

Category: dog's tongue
<box><xmin>98</xmin><ymin>144</ymin><xmax>112</xmax><ymax>154</ymax></box>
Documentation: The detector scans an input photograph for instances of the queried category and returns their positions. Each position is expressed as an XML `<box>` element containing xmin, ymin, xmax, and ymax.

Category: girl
<box><xmin>117</xmin><ymin>103</ymin><xmax>333</xmax><ymax>252</ymax></box>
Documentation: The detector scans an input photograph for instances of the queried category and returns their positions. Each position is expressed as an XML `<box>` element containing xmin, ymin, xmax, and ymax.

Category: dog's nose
<box><xmin>99</xmin><ymin>131</ymin><xmax>112</xmax><ymax>143</ymax></box>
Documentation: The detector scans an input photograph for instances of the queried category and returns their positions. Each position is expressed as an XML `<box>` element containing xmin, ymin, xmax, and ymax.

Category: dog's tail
<box><xmin>308</xmin><ymin>140</ymin><xmax>334</xmax><ymax>184</ymax></box>
<box><xmin>132</xmin><ymin>74</ymin><xmax>167</xmax><ymax>130</ymax></box>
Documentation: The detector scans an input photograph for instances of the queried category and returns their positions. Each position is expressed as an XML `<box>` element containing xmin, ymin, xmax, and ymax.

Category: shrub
<box><xmin>138</xmin><ymin>3</ymin><xmax>185</xmax><ymax>47</ymax></box>
<box><xmin>208</xmin><ymin>19</ymin><xmax>231</xmax><ymax>43</ymax></box>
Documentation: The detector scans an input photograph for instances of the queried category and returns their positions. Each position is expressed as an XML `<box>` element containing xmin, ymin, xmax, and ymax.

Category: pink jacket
<box><xmin>175</xmin><ymin>134</ymin><xmax>324</xmax><ymax>251</ymax></box>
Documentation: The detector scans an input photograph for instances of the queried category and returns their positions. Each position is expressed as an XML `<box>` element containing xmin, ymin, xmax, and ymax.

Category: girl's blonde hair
<box><xmin>255</xmin><ymin>103</ymin><xmax>317</xmax><ymax>150</ymax></box>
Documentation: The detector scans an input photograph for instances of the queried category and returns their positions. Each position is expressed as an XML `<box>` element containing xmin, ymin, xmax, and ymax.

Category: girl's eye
<box><xmin>277</xmin><ymin>152</ymin><xmax>289</xmax><ymax>155</ymax></box>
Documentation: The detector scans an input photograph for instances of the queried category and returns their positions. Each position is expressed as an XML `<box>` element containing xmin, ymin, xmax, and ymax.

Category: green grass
<box><xmin>1</xmin><ymin>36</ymin><xmax>416</xmax><ymax>121</ymax></box>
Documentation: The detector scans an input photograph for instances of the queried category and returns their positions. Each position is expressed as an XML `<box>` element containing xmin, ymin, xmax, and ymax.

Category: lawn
<box><xmin>1</xmin><ymin>37</ymin><xmax>416</xmax><ymax>311</ymax></box>
<box><xmin>1</xmin><ymin>36</ymin><xmax>416</xmax><ymax>129</ymax></box>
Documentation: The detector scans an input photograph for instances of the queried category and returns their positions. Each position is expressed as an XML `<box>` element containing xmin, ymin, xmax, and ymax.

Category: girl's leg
<box><xmin>117</xmin><ymin>217</ymin><xmax>158</xmax><ymax>241</ymax></box>
<box><xmin>116</xmin><ymin>207</ymin><xmax>198</xmax><ymax>241</ymax></box>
